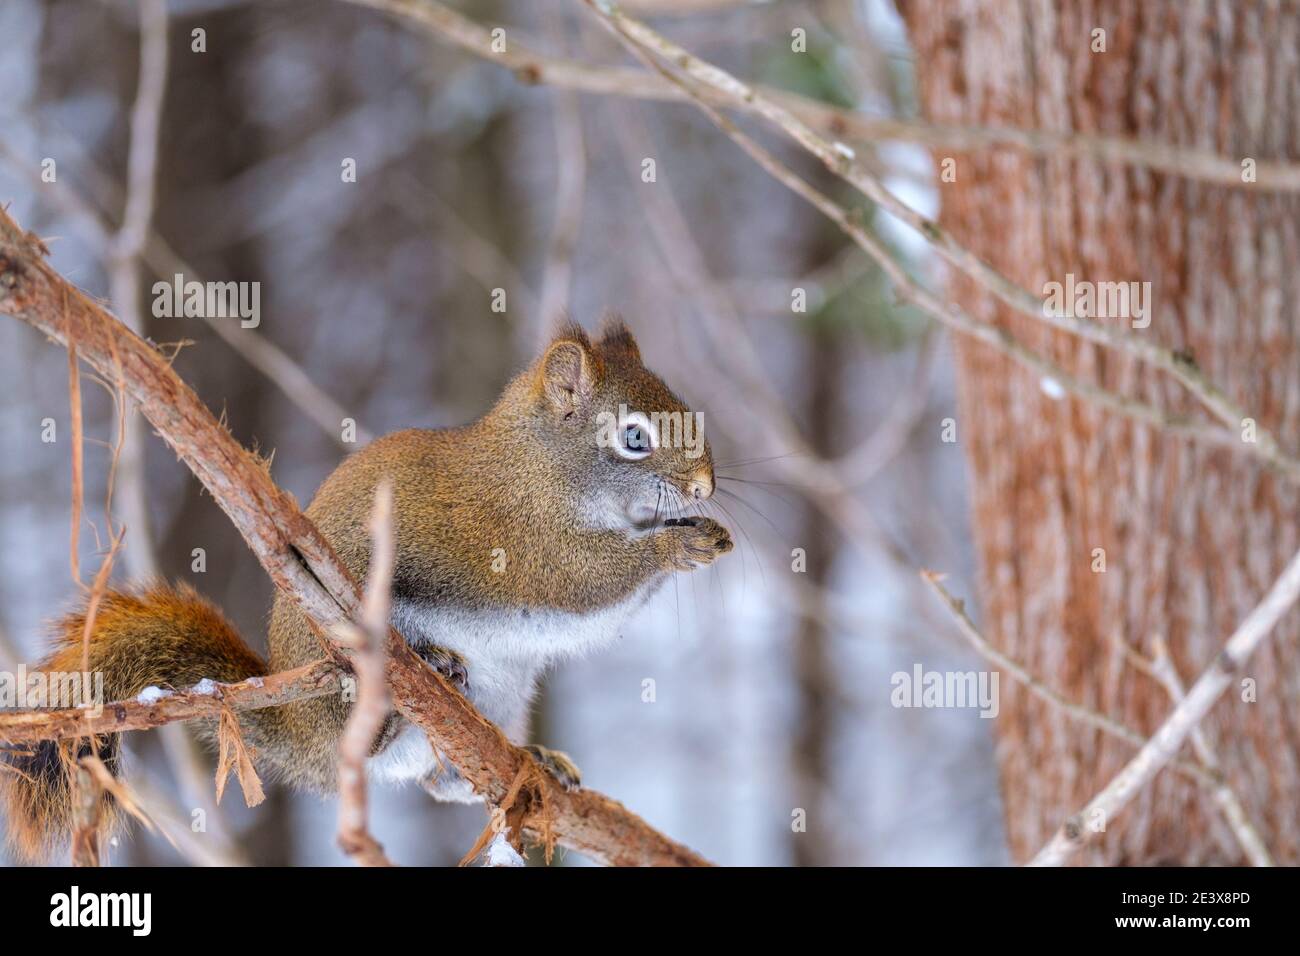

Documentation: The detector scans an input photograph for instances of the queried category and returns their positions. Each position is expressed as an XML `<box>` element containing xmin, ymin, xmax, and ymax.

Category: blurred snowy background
<box><xmin>0</xmin><ymin>0</ymin><xmax>1006</xmax><ymax>865</ymax></box>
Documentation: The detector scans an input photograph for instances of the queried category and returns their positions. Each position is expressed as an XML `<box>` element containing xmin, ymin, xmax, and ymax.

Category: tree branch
<box><xmin>919</xmin><ymin>572</ymin><xmax>1216</xmax><ymax>789</ymax></box>
<box><xmin>0</xmin><ymin>206</ymin><xmax>710</xmax><ymax>868</ymax></box>
<box><xmin>341</xmin><ymin>0</ymin><xmax>1300</xmax><ymax>193</ymax></box>
<box><xmin>581</xmin><ymin>0</ymin><xmax>1300</xmax><ymax>485</ymax></box>
<box><xmin>0</xmin><ymin>661</ymin><xmax>343</xmax><ymax>743</ymax></box>
<box><xmin>1116</xmin><ymin>635</ymin><xmax>1274</xmax><ymax>866</ymax></box>
<box><xmin>1028</xmin><ymin>545</ymin><xmax>1300</xmax><ymax>866</ymax></box>
<box><xmin>334</xmin><ymin>483</ymin><xmax>397</xmax><ymax>867</ymax></box>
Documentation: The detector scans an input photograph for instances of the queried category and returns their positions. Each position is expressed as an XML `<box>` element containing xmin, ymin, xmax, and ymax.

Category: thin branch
<box><xmin>583</xmin><ymin>0</ymin><xmax>1300</xmax><ymax>485</ymax></box>
<box><xmin>586</xmin><ymin>7</ymin><xmax>1261</xmax><ymax>464</ymax></box>
<box><xmin>143</xmin><ymin>230</ymin><xmax>374</xmax><ymax>447</ymax></box>
<box><xmin>533</xmin><ymin>10</ymin><xmax>588</xmax><ymax>352</ymax></box>
<box><xmin>1116</xmin><ymin>635</ymin><xmax>1274</xmax><ymax>867</ymax></box>
<box><xmin>107</xmin><ymin>0</ymin><xmax>245</xmax><ymax>863</ymax></box>
<box><xmin>123</xmin><ymin>772</ymin><xmax>240</xmax><ymax>867</ymax></box>
<box><xmin>106</xmin><ymin>0</ymin><xmax>169</xmax><ymax>580</ymax></box>
<box><xmin>835</xmin><ymin>327</ymin><xmax>936</xmax><ymax>486</ymax></box>
<box><xmin>69</xmin><ymin>763</ymin><xmax>103</xmax><ymax>867</ymax></box>
<box><xmin>67</xmin><ymin>338</ymin><xmax>85</xmax><ymax>583</ymax></box>
<box><xmin>0</xmin><ymin>138</ymin><xmax>370</xmax><ymax>450</ymax></box>
<box><xmin>0</xmin><ymin>206</ymin><xmax>710</xmax><ymax>867</ymax></box>
<box><xmin>919</xmin><ymin>572</ymin><xmax>1216</xmax><ymax>789</ymax></box>
<box><xmin>1029</xmin><ymin>546</ymin><xmax>1300</xmax><ymax>866</ymax></box>
<box><xmin>335</xmin><ymin>482</ymin><xmax>397</xmax><ymax>867</ymax></box>
<box><xmin>0</xmin><ymin>661</ymin><xmax>343</xmax><ymax>744</ymax></box>
<box><xmin>600</xmin><ymin>64</ymin><xmax>922</xmax><ymax>587</ymax></box>
<box><xmin>399</xmin><ymin>173</ymin><xmax>540</xmax><ymax>323</ymax></box>
<box><xmin>340</xmin><ymin>0</ymin><xmax>1300</xmax><ymax>193</ymax></box>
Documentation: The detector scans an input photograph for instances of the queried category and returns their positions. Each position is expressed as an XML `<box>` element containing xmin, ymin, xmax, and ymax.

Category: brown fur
<box><xmin>0</xmin><ymin>583</ymin><xmax>264</xmax><ymax>862</ymax></box>
<box><xmin>0</xmin><ymin>322</ymin><xmax>729</xmax><ymax>859</ymax></box>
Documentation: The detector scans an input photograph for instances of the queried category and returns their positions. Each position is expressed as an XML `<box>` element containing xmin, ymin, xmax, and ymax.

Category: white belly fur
<box><xmin>367</xmin><ymin>580</ymin><xmax>662</xmax><ymax>788</ymax></box>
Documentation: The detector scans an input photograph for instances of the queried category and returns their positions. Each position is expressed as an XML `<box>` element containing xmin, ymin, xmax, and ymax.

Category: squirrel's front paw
<box><xmin>524</xmin><ymin>744</ymin><xmax>582</xmax><ymax>792</ymax></box>
<box><xmin>659</xmin><ymin>516</ymin><xmax>733</xmax><ymax>571</ymax></box>
<box><xmin>416</xmin><ymin>643</ymin><xmax>470</xmax><ymax>691</ymax></box>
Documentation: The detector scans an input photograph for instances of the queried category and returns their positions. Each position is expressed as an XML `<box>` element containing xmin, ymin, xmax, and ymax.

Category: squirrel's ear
<box><xmin>598</xmin><ymin>316</ymin><xmax>641</xmax><ymax>363</ymax></box>
<box><xmin>539</xmin><ymin>334</ymin><xmax>597</xmax><ymax>417</ymax></box>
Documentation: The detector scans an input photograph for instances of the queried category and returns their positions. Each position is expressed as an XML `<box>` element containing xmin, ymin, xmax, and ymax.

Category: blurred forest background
<box><xmin>2</xmin><ymin>0</ymin><xmax>1296</xmax><ymax>866</ymax></box>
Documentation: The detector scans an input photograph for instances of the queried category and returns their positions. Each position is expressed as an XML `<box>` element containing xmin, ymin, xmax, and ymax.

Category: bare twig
<box><xmin>101</xmin><ymin>0</ymin><xmax>249</xmax><ymax>865</ymax></box>
<box><xmin>1029</xmin><ymin>546</ymin><xmax>1300</xmax><ymax>866</ymax></box>
<box><xmin>79</xmin><ymin>753</ymin><xmax>171</xmax><ymax>851</ymax></box>
<box><xmin>107</xmin><ymin>0</ymin><xmax>169</xmax><ymax>580</ymax></box>
<box><xmin>127</xmin><ymin>773</ymin><xmax>249</xmax><ymax>866</ymax></box>
<box><xmin>835</xmin><ymin>327</ymin><xmax>936</xmax><ymax>486</ymax></box>
<box><xmin>335</xmin><ymin>482</ymin><xmax>397</xmax><ymax>867</ymax></box>
<box><xmin>586</xmin><ymin>11</ymin><xmax>1261</xmax><ymax>465</ymax></box>
<box><xmin>533</xmin><ymin>10</ymin><xmax>588</xmax><ymax>352</ymax></box>
<box><xmin>0</xmin><ymin>206</ymin><xmax>709</xmax><ymax>867</ymax></box>
<box><xmin>1116</xmin><ymin>635</ymin><xmax>1275</xmax><ymax>867</ymax></box>
<box><xmin>340</xmin><ymin>0</ymin><xmax>1300</xmax><ymax>192</ymax></box>
<box><xmin>0</xmin><ymin>138</ymin><xmax>370</xmax><ymax>450</ymax></box>
<box><xmin>581</xmin><ymin>0</ymin><xmax>1300</xmax><ymax>484</ymax></box>
<box><xmin>69</xmin><ymin>763</ymin><xmax>103</xmax><ymax>867</ymax></box>
<box><xmin>0</xmin><ymin>661</ymin><xmax>343</xmax><ymax>744</ymax></box>
<box><xmin>66</xmin><ymin>336</ymin><xmax>85</xmax><ymax>584</ymax></box>
<box><xmin>601</xmin><ymin>72</ymin><xmax>920</xmax><ymax>584</ymax></box>
<box><xmin>919</xmin><ymin>572</ymin><xmax>1215</xmax><ymax>789</ymax></box>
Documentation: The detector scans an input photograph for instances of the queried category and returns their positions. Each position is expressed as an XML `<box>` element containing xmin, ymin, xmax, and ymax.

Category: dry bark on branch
<box><xmin>0</xmin><ymin>661</ymin><xmax>342</xmax><ymax>744</ymax></box>
<box><xmin>0</xmin><ymin>206</ymin><xmax>710</xmax><ymax>868</ymax></box>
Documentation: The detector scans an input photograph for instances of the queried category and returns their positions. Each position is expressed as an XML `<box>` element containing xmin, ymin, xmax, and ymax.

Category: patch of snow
<box><xmin>136</xmin><ymin>686</ymin><xmax>171</xmax><ymax>704</ymax></box>
<box><xmin>1039</xmin><ymin>376</ymin><xmax>1066</xmax><ymax>400</ymax></box>
<box><xmin>484</xmin><ymin>830</ymin><xmax>525</xmax><ymax>867</ymax></box>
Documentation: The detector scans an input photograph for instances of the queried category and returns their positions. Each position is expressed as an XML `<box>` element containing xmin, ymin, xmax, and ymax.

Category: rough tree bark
<box><xmin>900</xmin><ymin>0</ymin><xmax>1300</xmax><ymax>863</ymax></box>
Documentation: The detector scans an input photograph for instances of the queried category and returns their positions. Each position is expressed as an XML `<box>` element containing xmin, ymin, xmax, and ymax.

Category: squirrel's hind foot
<box><xmin>524</xmin><ymin>744</ymin><xmax>582</xmax><ymax>792</ymax></box>
<box><xmin>415</xmin><ymin>643</ymin><xmax>470</xmax><ymax>691</ymax></box>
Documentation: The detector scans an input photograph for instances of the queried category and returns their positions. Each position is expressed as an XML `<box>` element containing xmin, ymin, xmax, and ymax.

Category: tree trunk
<box><xmin>900</xmin><ymin>0</ymin><xmax>1300</xmax><ymax>864</ymax></box>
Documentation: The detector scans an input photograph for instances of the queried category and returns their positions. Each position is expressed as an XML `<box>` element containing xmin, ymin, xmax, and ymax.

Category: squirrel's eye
<box><xmin>615</xmin><ymin>413</ymin><xmax>656</xmax><ymax>461</ymax></box>
<box><xmin>625</xmin><ymin>424</ymin><xmax>650</xmax><ymax>451</ymax></box>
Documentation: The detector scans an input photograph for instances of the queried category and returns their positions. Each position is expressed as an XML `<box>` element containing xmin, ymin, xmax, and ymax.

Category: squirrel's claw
<box><xmin>660</xmin><ymin>516</ymin><xmax>733</xmax><ymax>570</ymax></box>
<box><xmin>418</xmin><ymin>644</ymin><xmax>470</xmax><ymax>691</ymax></box>
<box><xmin>524</xmin><ymin>744</ymin><xmax>582</xmax><ymax>792</ymax></box>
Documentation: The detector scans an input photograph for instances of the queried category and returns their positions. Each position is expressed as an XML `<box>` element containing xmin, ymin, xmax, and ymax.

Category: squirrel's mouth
<box><xmin>627</xmin><ymin>502</ymin><xmax>664</xmax><ymax>530</ymax></box>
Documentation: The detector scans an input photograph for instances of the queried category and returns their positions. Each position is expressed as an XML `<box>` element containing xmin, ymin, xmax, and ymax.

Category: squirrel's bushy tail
<box><xmin>0</xmin><ymin>582</ymin><xmax>266</xmax><ymax>863</ymax></box>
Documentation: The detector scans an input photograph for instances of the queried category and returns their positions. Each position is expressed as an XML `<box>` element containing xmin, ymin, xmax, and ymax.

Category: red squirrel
<box><xmin>0</xmin><ymin>320</ymin><xmax>732</xmax><ymax>861</ymax></box>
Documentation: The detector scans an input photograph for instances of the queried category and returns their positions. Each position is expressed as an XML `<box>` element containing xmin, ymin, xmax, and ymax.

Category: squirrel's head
<box><xmin>519</xmin><ymin>319</ymin><xmax>715</xmax><ymax>529</ymax></box>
